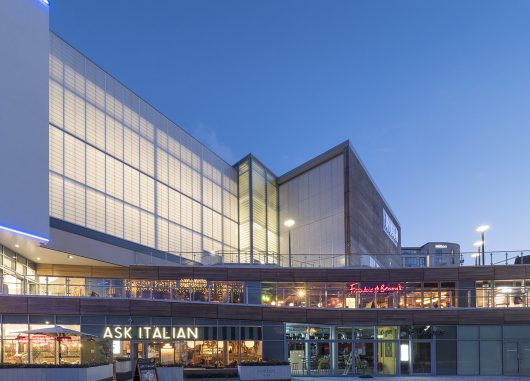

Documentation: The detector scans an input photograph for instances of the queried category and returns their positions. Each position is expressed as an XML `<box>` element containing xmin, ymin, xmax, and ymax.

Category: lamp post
<box><xmin>473</xmin><ymin>241</ymin><xmax>483</xmax><ymax>266</ymax></box>
<box><xmin>476</xmin><ymin>225</ymin><xmax>490</xmax><ymax>266</ymax></box>
<box><xmin>284</xmin><ymin>219</ymin><xmax>295</xmax><ymax>267</ymax></box>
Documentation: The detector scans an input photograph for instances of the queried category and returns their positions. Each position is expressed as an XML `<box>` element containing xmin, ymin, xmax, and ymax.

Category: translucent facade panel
<box><xmin>48</xmin><ymin>34</ymin><xmax>238</xmax><ymax>261</ymax></box>
<box><xmin>279</xmin><ymin>155</ymin><xmax>345</xmax><ymax>267</ymax></box>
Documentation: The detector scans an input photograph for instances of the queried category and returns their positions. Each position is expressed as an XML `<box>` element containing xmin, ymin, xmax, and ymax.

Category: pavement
<box><xmin>293</xmin><ymin>377</ymin><xmax>530</xmax><ymax>381</ymax></box>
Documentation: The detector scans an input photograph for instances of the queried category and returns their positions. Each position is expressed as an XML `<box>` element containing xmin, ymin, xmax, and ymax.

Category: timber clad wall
<box><xmin>35</xmin><ymin>264</ymin><xmax>528</xmax><ymax>282</ymax></box>
<box><xmin>2</xmin><ymin>296</ymin><xmax>530</xmax><ymax>325</ymax></box>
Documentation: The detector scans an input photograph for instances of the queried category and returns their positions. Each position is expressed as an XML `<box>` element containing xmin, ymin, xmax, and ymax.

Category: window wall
<box><xmin>237</xmin><ymin>157</ymin><xmax>279</xmax><ymax>264</ymax></box>
<box><xmin>49</xmin><ymin>34</ymin><xmax>239</xmax><ymax>262</ymax></box>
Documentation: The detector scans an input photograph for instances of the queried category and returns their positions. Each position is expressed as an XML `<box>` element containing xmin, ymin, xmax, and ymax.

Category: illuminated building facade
<box><xmin>0</xmin><ymin>0</ymin><xmax>529</xmax><ymax>378</ymax></box>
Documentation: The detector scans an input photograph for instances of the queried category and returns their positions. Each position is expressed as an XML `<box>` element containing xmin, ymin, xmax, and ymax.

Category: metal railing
<box><xmin>133</xmin><ymin>250</ymin><xmax>530</xmax><ymax>268</ymax></box>
<box><xmin>3</xmin><ymin>276</ymin><xmax>530</xmax><ymax>310</ymax></box>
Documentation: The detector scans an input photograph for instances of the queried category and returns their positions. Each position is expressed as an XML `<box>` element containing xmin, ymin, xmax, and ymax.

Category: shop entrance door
<box><xmin>400</xmin><ymin>341</ymin><xmax>432</xmax><ymax>375</ymax></box>
<box><xmin>504</xmin><ymin>341</ymin><xmax>530</xmax><ymax>375</ymax></box>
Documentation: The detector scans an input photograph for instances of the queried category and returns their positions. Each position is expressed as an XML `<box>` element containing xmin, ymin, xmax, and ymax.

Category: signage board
<box><xmin>134</xmin><ymin>358</ymin><xmax>158</xmax><ymax>381</ymax></box>
<box><xmin>103</xmin><ymin>326</ymin><xmax>198</xmax><ymax>340</ymax></box>
<box><xmin>348</xmin><ymin>283</ymin><xmax>403</xmax><ymax>294</ymax></box>
<box><xmin>383</xmin><ymin>209</ymin><xmax>399</xmax><ymax>246</ymax></box>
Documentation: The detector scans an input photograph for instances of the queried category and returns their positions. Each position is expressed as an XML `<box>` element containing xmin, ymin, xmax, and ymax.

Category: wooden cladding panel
<box><xmin>91</xmin><ymin>266</ymin><xmax>129</xmax><ymax>279</ymax></box>
<box><xmin>377</xmin><ymin>310</ymin><xmax>413</xmax><ymax>326</ymax></box>
<box><xmin>503</xmin><ymin>309</ymin><xmax>530</xmax><ymax>324</ymax></box>
<box><xmin>218</xmin><ymin>305</ymin><xmax>263</xmax><ymax>321</ymax></box>
<box><xmin>326</xmin><ymin>269</ymin><xmax>360</xmax><ymax>282</ymax></box>
<box><xmin>412</xmin><ymin>310</ymin><xmax>458</xmax><ymax>325</ymax></box>
<box><xmin>293</xmin><ymin>269</ymin><xmax>328</xmax><ymax>282</ymax></box>
<box><xmin>80</xmin><ymin>299</ymin><xmax>130</xmax><ymax>315</ymax></box>
<box><xmin>129</xmin><ymin>266</ymin><xmax>158</xmax><ymax>280</ymax></box>
<box><xmin>28</xmin><ymin>297</ymin><xmax>80</xmax><ymax>314</ymax></box>
<box><xmin>458</xmin><ymin>309</ymin><xmax>504</xmax><ymax>325</ymax></box>
<box><xmin>36</xmin><ymin>264</ymin><xmax>126</xmax><ymax>278</ymax></box>
<box><xmin>388</xmin><ymin>269</ymin><xmax>423</xmax><ymax>282</ymax></box>
<box><xmin>458</xmin><ymin>266</ymin><xmax>494</xmax><ymax>281</ymax></box>
<box><xmin>192</xmin><ymin>268</ymin><xmax>228</xmax><ymax>281</ymax></box>
<box><xmin>0</xmin><ymin>296</ymin><xmax>28</xmax><ymax>314</ymax></box>
<box><xmin>306</xmin><ymin>309</ymin><xmax>342</xmax><ymax>324</ymax></box>
<box><xmin>130</xmin><ymin>300</ymin><xmax>171</xmax><ymax>316</ymax></box>
<box><xmin>423</xmin><ymin>268</ymin><xmax>458</xmax><ymax>282</ymax></box>
<box><xmin>171</xmin><ymin>303</ymin><xmax>218</xmax><ymax>319</ymax></box>
<box><xmin>340</xmin><ymin>310</ymin><xmax>377</xmax><ymax>325</ymax></box>
<box><xmin>494</xmin><ymin>266</ymin><xmax>526</xmax><ymax>280</ymax></box>
<box><xmin>227</xmin><ymin>268</ymin><xmax>260</xmax><ymax>281</ymax></box>
<box><xmin>360</xmin><ymin>269</ymin><xmax>389</xmax><ymax>282</ymax></box>
<box><xmin>262</xmin><ymin>307</ymin><xmax>306</xmax><ymax>323</ymax></box>
<box><xmin>158</xmin><ymin>266</ymin><xmax>192</xmax><ymax>280</ymax></box>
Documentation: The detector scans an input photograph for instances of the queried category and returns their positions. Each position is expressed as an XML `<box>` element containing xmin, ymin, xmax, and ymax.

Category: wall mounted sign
<box><xmin>103</xmin><ymin>326</ymin><xmax>198</xmax><ymax>340</ymax></box>
<box><xmin>348</xmin><ymin>283</ymin><xmax>403</xmax><ymax>294</ymax></box>
<box><xmin>383</xmin><ymin>209</ymin><xmax>399</xmax><ymax>246</ymax></box>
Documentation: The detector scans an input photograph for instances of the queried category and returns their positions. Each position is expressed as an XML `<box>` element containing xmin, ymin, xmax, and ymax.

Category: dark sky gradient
<box><xmin>50</xmin><ymin>0</ymin><xmax>530</xmax><ymax>252</ymax></box>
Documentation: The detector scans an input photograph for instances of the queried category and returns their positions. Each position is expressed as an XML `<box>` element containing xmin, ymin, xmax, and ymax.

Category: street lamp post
<box><xmin>284</xmin><ymin>219</ymin><xmax>295</xmax><ymax>267</ymax></box>
<box><xmin>473</xmin><ymin>241</ymin><xmax>483</xmax><ymax>267</ymax></box>
<box><xmin>476</xmin><ymin>225</ymin><xmax>490</xmax><ymax>266</ymax></box>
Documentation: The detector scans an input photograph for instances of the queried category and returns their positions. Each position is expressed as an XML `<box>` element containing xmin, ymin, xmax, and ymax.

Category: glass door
<box><xmin>504</xmin><ymin>341</ymin><xmax>530</xmax><ymax>375</ymax></box>
<box><xmin>411</xmin><ymin>341</ymin><xmax>431</xmax><ymax>374</ymax></box>
<box><xmin>518</xmin><ymin>342</ymin><xmax>530</xmax><ymax>374</ymax></box>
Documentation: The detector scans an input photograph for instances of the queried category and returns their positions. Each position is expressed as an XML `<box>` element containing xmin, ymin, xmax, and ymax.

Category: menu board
<box><xmin>134</xmin><ymin>358</ymin><xmax>158</xmax><ymax>381</ymax></box>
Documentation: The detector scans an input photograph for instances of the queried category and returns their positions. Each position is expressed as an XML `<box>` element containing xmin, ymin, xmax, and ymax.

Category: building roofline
<box><xmin>277</xmin><ymin>140</ymin><xmax>350</xmax><ymax>184</ymax></box>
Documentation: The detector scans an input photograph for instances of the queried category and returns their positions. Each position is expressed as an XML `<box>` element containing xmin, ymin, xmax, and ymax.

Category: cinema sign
<box><xmin>103</xmin><ymin>326</ymin><xmax>199</xmax><ymax>340</ymax></box>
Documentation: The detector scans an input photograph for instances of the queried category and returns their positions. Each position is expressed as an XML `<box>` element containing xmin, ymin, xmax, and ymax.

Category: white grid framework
<box><xmin>48</xmin><ymin>34</ymin><xmax>239</xmax><ymax>260</ymax></box>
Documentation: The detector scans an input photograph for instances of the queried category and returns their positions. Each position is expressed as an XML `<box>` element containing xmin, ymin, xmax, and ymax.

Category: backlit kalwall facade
<box><xmin>48</xmin><ymin>34</ymin><xmax>239</xmax><ymax>261</ymax></box>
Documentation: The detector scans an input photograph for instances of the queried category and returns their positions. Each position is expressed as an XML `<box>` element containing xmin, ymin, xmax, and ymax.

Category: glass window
<box><xmin>3</xmin><ymin>323</ymin><xmax>29</xmax><ymax>364</ymax></box>
<box><xmin>286</xmin><ymin>324</ymin><xmax>307</xmax><ymax>340</ymax></box>
<box><xmin>354</xmin><ymin>327</ymin><xmax>374</xmax><ymax>340</ymax></box>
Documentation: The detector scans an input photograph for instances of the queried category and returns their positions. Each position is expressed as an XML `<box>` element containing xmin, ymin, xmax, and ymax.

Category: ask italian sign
<box><xmin>103</xmin><ymin>326</ymin><xmax>198</xmax><ymax>340</ymax></box>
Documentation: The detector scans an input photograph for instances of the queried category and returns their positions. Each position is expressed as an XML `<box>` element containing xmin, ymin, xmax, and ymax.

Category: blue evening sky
<box><xmin>50</xmin><ymin>0</ymin><xmax>530</xmax><ymax>253</ymax></box>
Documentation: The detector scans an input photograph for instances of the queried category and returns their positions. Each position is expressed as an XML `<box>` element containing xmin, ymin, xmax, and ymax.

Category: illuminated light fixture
<box><xmin>244</xmin><ymin>340</ymin><xmax>255</xmax><ymax>349</ymax></box>
<box><xmin>297</xmin><ymin>289</ymin><xmax>305</xmax><ymax>298</ymax></box>
<box><xmin>473</xmin><ymin>241</ymin><xmax>484</xmax><ymax>247</ymax></box>
<box><xmin>284</xmin><ymin>219</ymin><xmax>295</xmax><ymax>228</ymax></box>
<box><xmin>14</xmin><ymin>244</ymin><xmax>19</xmax><ymax>248</ymax></box>
<box><xmin>476</xmin><ymin>225</ymin><xmax>490</xmax><ymax>233</ymax></box>
<box><xmin>68</xmin><ymin>255</ymin><xmax>74</xmax><ymax>259</ymax></box>
<box><xmin>501</xmin><ymin>287</ymin><xmax>512</xmax><ymax>294</ymax></box>
<box><xmin>39</xmin><ymin>0</ymin><xmax>49</xmax><ymax>5</ymax></box>
<box><xmin>186</xmin><ymin>341</ymin><xmax>195</xmax><ymax>348</ymax></box>
<box><xmin>471</xmin><ymin>253</ymin><xmax>480</xmax><ymax>258</ymax></box>
<box><xmin>0</xmin><ymin>225</ymin><xmax>49</xmax><ymax>243</ymax></box>
<box><xmin>36</xmin><ymin>257</ymin><xmax>41</xmax><ymax>261</ymax></box>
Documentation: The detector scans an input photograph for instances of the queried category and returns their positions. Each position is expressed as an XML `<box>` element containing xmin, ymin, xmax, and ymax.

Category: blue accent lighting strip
<box><xmin>0</xmin><ymin>225</ymin><xmax>49</xmax><ymax>242</ymax></box>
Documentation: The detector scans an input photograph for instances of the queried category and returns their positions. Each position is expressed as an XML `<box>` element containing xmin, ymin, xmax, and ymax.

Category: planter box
<box><xmin>238</xmin><ymin>365</ymin><xmax>291</xmax><ymax>381</ymax></box>
<box><xmin>115</xmin><ymin>360</ymin><xmax>132</xmax><ymax>381</ymax></box>
<box><xmin>0</xmin><ymin>364</ymin><xmax>113</xmax><ymax>381</ymax></box>
<box><xmin>157</xmin><ymin>366</ymin><xmax>184</xmax><ymax>381</ymax></box>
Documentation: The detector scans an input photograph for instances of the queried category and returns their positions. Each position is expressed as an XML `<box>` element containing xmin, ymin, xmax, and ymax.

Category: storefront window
<box><xmin>286</xmin><ymin>324</ymin><xmax>307</xmax><ymax>340</ymax></box>
<box><xmin>494</xmin><ymin>280</ymin><xmax>525</xmax><ymax>307</ymax></box>
<box><xmin>261</xmin><ymin>282</ymin><xmax>276</xmax><ymax>306</ymax></box>
<box><xmin>276</xmin><ymin>283</ymin><xmax>306</xmax><ymax>307</ymax></box>
<box><xmin>3</xmin><ymin>324</ymin><xmax>29</xmax><ymax>364</ymax></box>
<box><xmin>308</xmin><ymin>283</ymin><xmax>326</xmax><ymax>308</ymax></box>
<box><xmin>354</xmin><ymin>327</ymin><xmax>374</xmax><ymax>340</ymax></box>
<box><xmin>353</xmin><ymin>342</ymin><xmax>374</xmax><ymax>376</ymax></box>
<box><xmin>326</xmin><ymin>283</ymin><xmax>345</xmax><ymax>308</ymax></box>
<box><xmin>337</xmin><ymin>342</ymin><xmax>354</xmax><ymax>374</ymax></box>
<box><xmin>288</xmin><ymin>342</ymin><xmax>306</xmax><ymax>376</ymax></box>
<box><xmin>310</xmin><ymin>342</ymin><xmax>330</xmax><ymax>374</ymax></box>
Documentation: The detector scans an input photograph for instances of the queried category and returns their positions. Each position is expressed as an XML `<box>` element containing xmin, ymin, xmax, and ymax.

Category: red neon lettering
<box><xmin>348</xmin><ymin>283</ymin><xmax>403</xmax><ymax>294</ymax></box>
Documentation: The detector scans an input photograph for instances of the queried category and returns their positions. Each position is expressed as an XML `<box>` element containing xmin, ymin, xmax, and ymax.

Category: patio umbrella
<box><xmin>14</xmin><ymin>326</ymin><xmax>96</xmax><ymax>364</ymax></box>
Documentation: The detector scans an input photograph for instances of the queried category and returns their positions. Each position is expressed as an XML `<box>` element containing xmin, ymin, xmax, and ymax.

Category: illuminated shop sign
<box><xmin>103</xmin><ymin>326</ymin><xmax>198</xmax><ymax>340</ymax></box>
<box><xmin>348</xmin><ymin>283</ymin><xmax>403</xmax><ymax>294</ymax></box>
<box><xmin>383</xmin><ymin>209</ymin><xmax>399</xmax><ymax>246</ymax></box>
<box><xmin>435</xmin><ymin>244</ymin><xmax>448</xmax><ymax>249</ymax></box>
